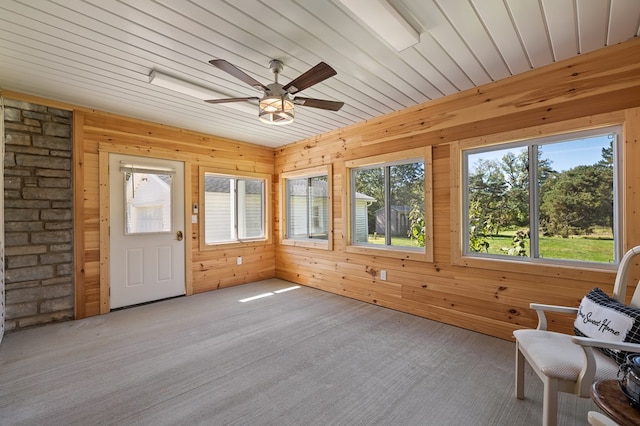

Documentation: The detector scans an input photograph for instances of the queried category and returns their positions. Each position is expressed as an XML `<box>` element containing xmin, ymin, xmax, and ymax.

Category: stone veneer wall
<box><xmin>3</xmin><ymin>99</ymin><xmax>73</xmax><ymax>331</ymax></box>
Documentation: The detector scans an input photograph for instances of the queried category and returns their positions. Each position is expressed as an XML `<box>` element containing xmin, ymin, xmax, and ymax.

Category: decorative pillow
<box><xmin>574</xmin><ymin>287</ymin><xmax>640</xmax><ymax>364</ymax></box>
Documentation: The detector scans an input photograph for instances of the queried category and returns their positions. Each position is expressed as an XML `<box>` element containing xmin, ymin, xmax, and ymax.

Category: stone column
<box><xmin>3</xmin><ymin>99</ymin><xmax>73</xmax><ymax>331</ymax></box>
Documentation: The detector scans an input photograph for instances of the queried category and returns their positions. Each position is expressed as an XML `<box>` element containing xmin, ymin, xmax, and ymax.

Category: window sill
<box><xmin>346</xmin><ymin>244</ymin><xmax>431</xmax><ymax>262</ymax></box>
<box><xmin>281</xmin><ymin>238</ymin><xmax>331</xmax><ymax>250</ymax></box>
<box><xmin>453</xmin><ymin>254</ymin><xmax>618</xmax><ymax>280</ymax></box>
<box><xmin>200</xmin><ymin>239</ymin><xmax>270</xmax><ymax>251</ymax></box>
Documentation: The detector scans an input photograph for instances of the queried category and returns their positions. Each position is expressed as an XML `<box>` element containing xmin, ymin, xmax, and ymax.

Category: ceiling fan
<box><xmin>205</xmin><ymin>59</ymin><xmax>344</xmax><ymax>125</ymax></box>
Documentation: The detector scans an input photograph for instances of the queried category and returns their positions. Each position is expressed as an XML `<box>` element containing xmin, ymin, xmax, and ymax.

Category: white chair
<box><xmin>514</xmin><ymin>245</ymin><xmax>640</xmax><ymax>426</ymax></box>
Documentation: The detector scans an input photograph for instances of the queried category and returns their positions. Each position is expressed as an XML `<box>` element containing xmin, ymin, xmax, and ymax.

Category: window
<box><xmin>345</xmin><ymin>147</ymin><xmax>433</xmax><ymax>262</ymax></box>
<box><xmin>287</xmin><ymin>176</ymin><xmax>328</xmax><ymax>239</ymax></box>
<box><xmin>281</xmin><ymin>165</ymin><xmax>332</xmax><ymax>250</ymax></box>
<box><xmin>122</xmin><ymin>166</ymin><xmax>174</xmax><ymax>235</ymax></box>
<box><xmin>462</xmin><ymin>125</ymin><xmax>621</xmax><ymax>265</ymax></box>
<box><xmin>201</xmin><ymin>169</ymin><xmax>269</xmax><ymax>246</ymax></box>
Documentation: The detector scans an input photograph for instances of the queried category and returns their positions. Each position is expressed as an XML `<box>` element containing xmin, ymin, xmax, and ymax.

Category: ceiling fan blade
<box><xmin>293</xmin><ymin>97</ymin><xmax>344</xmax><ymax>111</ymax></box>
<box><xmin>283</xmin><ymin>62</ymin><xmax>337</xmax><ymax>94</ymax></box>
<box><xmin>209</xmin><ymin>59</ymin><xmax>268</xmax><ymax>91</ymax></box>
<box><xmin>205</xmin><ymin>97</ymin><xmax>259</xmax><ymax>104</ymax></box>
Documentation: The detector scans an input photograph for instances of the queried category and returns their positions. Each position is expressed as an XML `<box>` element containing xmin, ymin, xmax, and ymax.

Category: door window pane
<box><xmin>124</xmin><ymin>171</ymin><xmax>172</xmax><ymax>234</ymax></box>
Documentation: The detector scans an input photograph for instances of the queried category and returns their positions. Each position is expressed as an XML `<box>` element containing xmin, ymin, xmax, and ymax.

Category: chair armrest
<box><xmin>530</xmin><ymin>303</ymin><xmax>578</xmax><ymax>330</ymax></box>
<box><xmin>571</xmin><ymin>336</ymin><xmax>640</xmax><ymax>353</ymax></box>
<box><xmin>571</xmin><ymin>336</ymin><xmax>640</xmax><ymax>397</ymax></box>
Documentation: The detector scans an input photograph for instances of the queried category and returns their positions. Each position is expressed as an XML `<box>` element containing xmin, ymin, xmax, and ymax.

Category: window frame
<box><xmin>452</xmin><ymin>115</ymin><xmax>624</xmax><ymax>271</ymax></box>
<box><xmin>280</xmin><ymin>165</ymin><xmax>333</xmax><ymax>250</ymax></box>
<box><xmin>345</xmin><ymin>147</ymin><xmax>433</xmax><ymax>262</ymax></box>
<box><xmin>199</xmin><ymin>167</ymin><xmax>271</xmax><ymax>251</ymax></box>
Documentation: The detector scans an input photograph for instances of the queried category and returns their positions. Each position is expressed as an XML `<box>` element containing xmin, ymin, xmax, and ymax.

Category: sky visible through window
<box><xmin>540</xmin><ymin>135</ymin><xmax>611</xmax><ymax>172</ymax></box>
<box><xmin>469</xmin><ymin>134</ymin><xmax>611</xmax><ymax>173</ymax></box>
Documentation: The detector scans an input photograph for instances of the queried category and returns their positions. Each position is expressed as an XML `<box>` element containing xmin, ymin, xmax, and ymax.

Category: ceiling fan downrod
<box><xmin>268</xmin><ymin>59</ymin><xmax>284</xmax><ymax>84</ymax></box>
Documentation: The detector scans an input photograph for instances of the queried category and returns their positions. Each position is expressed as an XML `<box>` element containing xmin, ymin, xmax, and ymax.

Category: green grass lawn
<box><xmin>367</xmin><ymin>231</ymin><xmax>615</xmax><ymax>263</ymax></box>
<box><xmin>367</xmin><ymin>234</ymin><xmax>421</xmax><ymax>248</ymax></box>
<box><xmin>481</xmin><ymin>234</ymin><xmax>615</xmax><ymax>263</ymax></box>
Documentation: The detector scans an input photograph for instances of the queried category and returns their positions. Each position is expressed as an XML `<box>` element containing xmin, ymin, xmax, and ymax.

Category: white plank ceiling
<box><xmin>0</xmin><ymin>0</ymin><xmax>639</xmax><ymax>148</ymax></box>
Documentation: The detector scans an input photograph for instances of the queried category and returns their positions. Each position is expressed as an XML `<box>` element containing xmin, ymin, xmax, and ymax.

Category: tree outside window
<box><xmin>351</xmin><ymin>160</ymin><xmax>425</xmax><ymax>249</ymax></box>
<box><xmin>345</xmin><ymin>147</ymin><xmax>433</xmax><ymax>262</ymax></box>
<box><xmin>464</xmin><ymin>126</ymin><xmax>621</xmax><ymax>264</ymax></box>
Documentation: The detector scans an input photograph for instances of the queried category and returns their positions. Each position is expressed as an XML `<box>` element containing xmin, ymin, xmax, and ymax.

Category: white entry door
<box><xmin>109</xmin><ymin>154</ymin><xmax>186</xmax><ymax>309</ymax></box>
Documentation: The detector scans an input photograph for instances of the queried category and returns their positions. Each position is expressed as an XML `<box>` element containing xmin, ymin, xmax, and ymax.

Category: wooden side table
<box><xmin>591</xmin><ymin>380</ymin><xmax>640</xmax><ymax>426</ymax></box>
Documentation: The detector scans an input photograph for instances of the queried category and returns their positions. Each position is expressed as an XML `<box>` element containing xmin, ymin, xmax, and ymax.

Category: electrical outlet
<box><xmin>380</xmin><ymin>270</ymin><xmax>387</xmax><ymax>280</ymax></box>
<box><xmin>237</xmin><ymin>256</ymin><xmax>242</xmax><ymax>265</ymax></box>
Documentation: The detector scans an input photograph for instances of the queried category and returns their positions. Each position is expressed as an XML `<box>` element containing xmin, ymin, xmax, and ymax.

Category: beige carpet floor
<box><xmin>0</xmin><ymin>278</ymin><xmax>597</xmax><ymax>425</ymax></box>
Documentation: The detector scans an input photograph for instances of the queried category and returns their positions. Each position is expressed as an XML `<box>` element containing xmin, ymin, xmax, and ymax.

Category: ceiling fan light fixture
<box><xmin>258</xmin><ymin>95</ymin><xmax>294</xmax><ymax>125</ymax></box>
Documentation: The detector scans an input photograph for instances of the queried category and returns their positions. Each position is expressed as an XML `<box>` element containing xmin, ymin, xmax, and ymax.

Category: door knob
<box><xmin>177</xmin><ymin>230</ymin><xmax>183</xmax><ymax>241</ymax></box>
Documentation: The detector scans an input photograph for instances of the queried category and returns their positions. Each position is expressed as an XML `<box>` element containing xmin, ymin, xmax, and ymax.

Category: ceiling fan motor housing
<box><xmin>206</xmin><ymin>58</ymin><xmax>344</xmax><ymax>124</ymax></box>
<box><xmin>268</xmin><ymin>59</ymin><xmax>284</xmax><ymax>76</ymax></box>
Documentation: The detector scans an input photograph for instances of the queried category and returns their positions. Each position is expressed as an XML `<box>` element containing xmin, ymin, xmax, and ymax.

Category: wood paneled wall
<box><xmin>5</xmin><ymin>38</ymin><xmax>640</xmax><ymax>340</ymax></box>
<box><xmin>74</xmin><ymin>111</ymin><xmax>276</xmax><ymax>317</ymax></box>
<box><xmin>273</xmin><ymin>38</ymin><xmax>640</xmax><ymax>340</ymax></box>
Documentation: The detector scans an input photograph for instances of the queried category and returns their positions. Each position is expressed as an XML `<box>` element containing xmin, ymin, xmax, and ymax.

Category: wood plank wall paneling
<box><xmin>6</xmin><ymin>39</ymin><xmax>640</xmax><ymax>340</ymax></box>
<box><xmin>72</xmin><ymin>111</ymin><xmax>86</xmax><ymax>319</ymax></box>
<box><xmin>73</xmin><ymin>110</ymin><xmax>276</xmax><ymax>316</ymax></box>
<box><xmin>274</xmin><ymin>38</ymin><xmax>640</xmax><ymax>340</ymax></box>
<box><xmin>624</xmin><ymin>107</ymin><xmax>640</xmax><ymax>251</ymax></box>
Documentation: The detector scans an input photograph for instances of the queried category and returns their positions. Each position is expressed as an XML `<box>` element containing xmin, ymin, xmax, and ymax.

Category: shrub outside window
<box><xmin>202</xmin><ymin>172</ymin><xmax>266</xmax><ymax>245</ymax></box>
<box><xmin>463</xmin><ymin>125</ymin><xmax>621</xmax><ymax>265</ymax></box>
